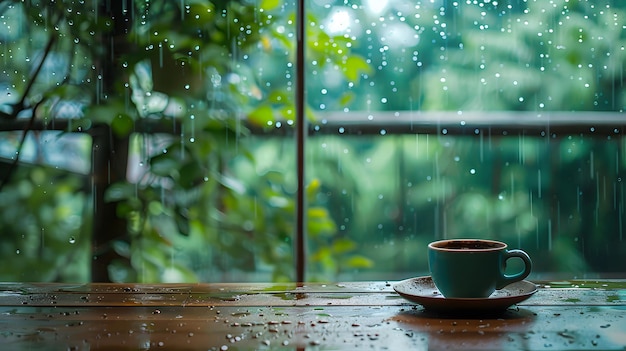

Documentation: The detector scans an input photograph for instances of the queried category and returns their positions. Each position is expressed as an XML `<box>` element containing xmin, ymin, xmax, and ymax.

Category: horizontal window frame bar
<box><xmin>1</xmin><ymin>111</ymin><xmax>625</xmax><ymax>136</ymax></box>
<box><xmin>288</xmin><ymin>111</ymin><xmax>626</xmax><ymax>136</ymax></box>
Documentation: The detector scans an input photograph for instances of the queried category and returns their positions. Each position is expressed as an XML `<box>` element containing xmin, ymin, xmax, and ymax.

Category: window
<box><xmin>1</xmin><ymin>0</ymin><xmax>625</xmax><ymax>282</ymax></box>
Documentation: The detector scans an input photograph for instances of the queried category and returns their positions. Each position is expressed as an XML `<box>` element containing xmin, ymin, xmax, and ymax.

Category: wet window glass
<box><xmin>0</xmin><ymin>0</ymin><xmax>625</xmax><ymax>282</ymax></box>
<box><xmin>306</xmin><ymin>0</ymin><xmax>626</xmax><ymax>281</ymax></box>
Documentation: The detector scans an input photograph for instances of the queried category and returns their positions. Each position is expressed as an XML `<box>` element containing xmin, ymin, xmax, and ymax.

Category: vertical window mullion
<box><xmin>295</xmin><ymin>0</ymin><xmax>306</xmax><ymax>283</ymax></box>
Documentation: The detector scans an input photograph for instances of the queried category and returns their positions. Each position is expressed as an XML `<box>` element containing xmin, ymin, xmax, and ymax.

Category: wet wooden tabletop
<box><xmin>0</xmin><ymin>280</ymin><xmax>624</xmax><ymax>350</ymax></box>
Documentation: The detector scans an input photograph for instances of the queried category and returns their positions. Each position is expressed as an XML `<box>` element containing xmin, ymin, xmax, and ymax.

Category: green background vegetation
<box><xmin>1</xmin><ymin>0</ymin><xmax>625</xmax><ymax>282</ymax></box>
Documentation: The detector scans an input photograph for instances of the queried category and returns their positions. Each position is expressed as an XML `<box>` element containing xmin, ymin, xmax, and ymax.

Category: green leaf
<box><xmin>175</xmin><ymin>206</ymin><xmax>191</xmax><ymax>236</ymax></box>
<box><xmin>306</xmin><ymin>179</ymin><xmax>321</xmax><ymax>198</ymax></box>
<box><xmin>186</xmin><ymin>2</ymin><xmax>216</xmax><ymax>25</ymax></box>
<box><xmin>267</xmin><ymin>90</ymin><xmax>291</xmax><ymax>104</ymax></box>
<box><xmin>84</xmin><ymin>100</ymin><xmax>126</xmax><ymax>125</ymax></box>
<box><xmin>343</xmin><ymin>55</ymin><xmax>372</xmax><ymax>82</ymax></box>
<box><xmin>332</xmin><ymin>238</ymin><xmax>356</xmax><ymax>254</ymax></box>
<box><xmin>112</xmin><ymin>240</ymin><xmax>131</xmax><ymax>258</ymax></box>
<box><xmin>161</xmin><ymin>265</ymin><xmax>198</xmax><ymax>283</ymax></box>
<box><xmin>179</xmin><ymin>161</ymin><xmax>205</xmax><ymax>189</ymax></box>
<box><xmin>104</xmin><ymin>182</ymin><xmax>136</xmax><ymax>202</ymax></box>
<box><xmin>218</xmin><ymin>173</ymin><xmax>247</xmax><ymax>195</ymax></box>
<box><xmin>108</xmin><ymin>258</ymin><xmax>136</xmax><ymax>283</ymax></box>
<box><xmin>149</xmin><ymin>153</ymin><xmax>180</xmax><ymax>177</ymax></box>
<box><xmin>248</xmin><ymin>104</ymin><xmax>275</xmax><ymax>127</ymax></box>
<box><xmin>308</xmin><ymin>207</ymin><xmax>331</xmax><ymax>220</ymax></box>
<box><xmin>260</xmin><ymin>0</ymin><xmax>281</xmax><ymax>11</ymax></box>
<box><xmin>338</xmin><ymin>91</ymin><xmax>355</xmax><ymax>106</ymax></box>
<box><xmin>111</xmin><ymin>113</ymin><xmax>134</xmax><ymax>138</ymax></box>
<box><xmin>345</xmin><ymin>255</ymin><xmax>374</xmax><ymax>269</ymax></box>
<box><xmin>306</xmin><ymin>202</ymin><xmax>337</xmax><ymax>237</ymax></box>
<box><xmin>116</xmin><ymin>199</ymin><xmax>141</xmax><ymax>218</ymax></box>
<box><xmin>268</xmin><ymin>195</ymin><xmax>291</xmax><ymax>209</ymax></box>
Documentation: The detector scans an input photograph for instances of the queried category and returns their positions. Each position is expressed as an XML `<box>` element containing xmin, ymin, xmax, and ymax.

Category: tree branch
<box><xmin>0</xmin><ymin>14</ymin><xmax>60</xmax><ymax>192</ymax></box>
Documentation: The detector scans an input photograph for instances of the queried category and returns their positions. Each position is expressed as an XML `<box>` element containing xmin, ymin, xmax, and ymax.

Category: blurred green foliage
<box><xmin>1</xmin><ymin>0</ymin><xmax>626</xmax><ymax>283</ymax></box>
<box><xmin>0</xmin><ymin>161</ymin><xmax>90</xmax><ymax>281</ymax></box>
<box><xmin>0</xmin><ymin>0</ymin><xmax>372</xmax><ymax>282</ymax></box>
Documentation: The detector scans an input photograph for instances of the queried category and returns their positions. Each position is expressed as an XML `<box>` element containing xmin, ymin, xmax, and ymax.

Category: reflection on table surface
<box><xmin>0</xmin><ymin>280</ymin><xmax>624</xmax><ymax>350</ymax></box>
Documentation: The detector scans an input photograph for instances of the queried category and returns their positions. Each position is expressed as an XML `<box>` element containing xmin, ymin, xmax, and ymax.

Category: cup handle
<box><xmin>496</xmin><ymin>249</ymin><xmax>532</xmax><ymax>290</ymax></box>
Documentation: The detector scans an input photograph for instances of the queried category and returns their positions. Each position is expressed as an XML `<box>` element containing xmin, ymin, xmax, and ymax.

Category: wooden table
<box><xmin>0</xmin><ymin>280</ymin><xmax>624</xmax><ymax>350</ymax></box>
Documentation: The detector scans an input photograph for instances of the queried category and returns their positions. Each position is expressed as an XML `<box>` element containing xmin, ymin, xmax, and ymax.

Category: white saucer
<box><xmin>393</xmin><ymin>276</ymin><xmax>537</xmax><ymax>314</ymax></box>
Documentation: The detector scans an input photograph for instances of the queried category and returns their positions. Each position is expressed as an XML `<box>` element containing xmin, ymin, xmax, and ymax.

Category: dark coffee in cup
<box><xmin>437</xmin><ymin>240</ymin><xmax>501</xmax><ymax>250</ymax></box>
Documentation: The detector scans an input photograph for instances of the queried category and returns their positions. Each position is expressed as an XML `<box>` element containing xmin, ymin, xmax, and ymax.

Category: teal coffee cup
<box><xmin>428</xmin><ymin>239</ymin><xmax>532</xmax><ymax>298</ymax></box>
